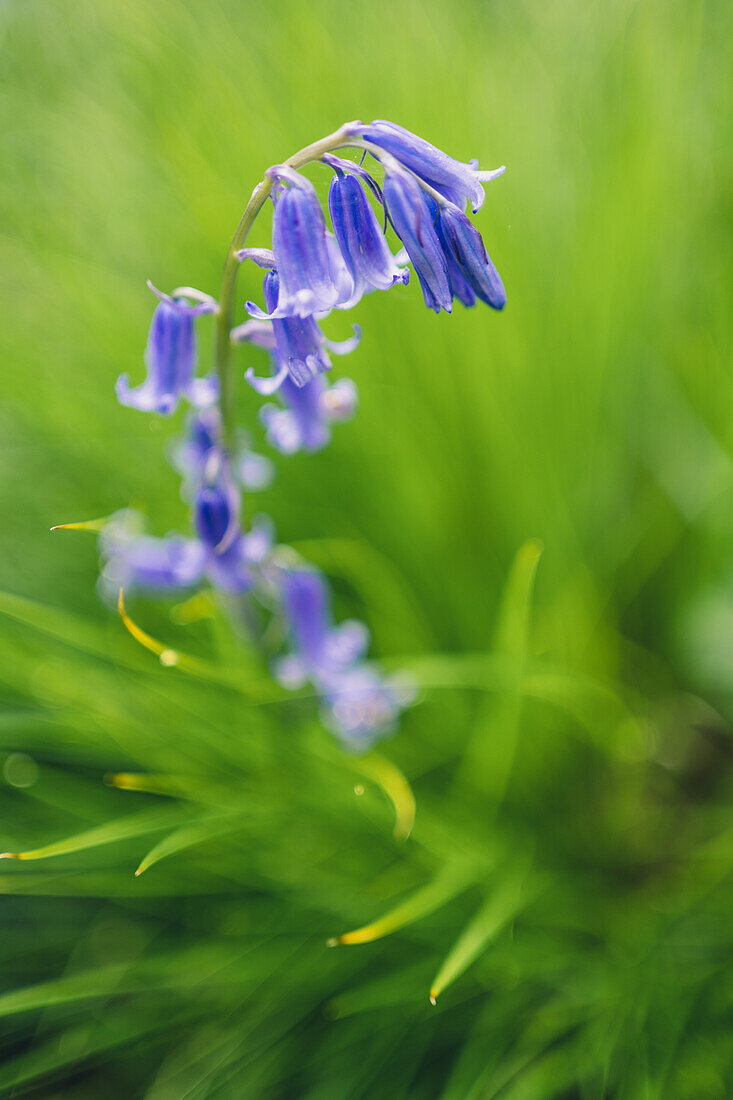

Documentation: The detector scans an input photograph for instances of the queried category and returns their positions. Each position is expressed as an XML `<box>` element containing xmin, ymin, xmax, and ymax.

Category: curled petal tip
<box><xmin>235</xmin><ymin>247</ymin><xmax>276</xmax><ymax>269</ymax></box>
<box><xmin>245</xmin><ymin>363</ymin><xmax>289</xmax><ymax>395</ymax></box>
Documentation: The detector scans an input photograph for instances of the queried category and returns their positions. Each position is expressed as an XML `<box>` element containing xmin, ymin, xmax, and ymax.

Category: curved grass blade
<box><xmin>50</xmin><ymin>515</ymin><xmax>111</xmax><ymax>532</ymax></box>
<box><xmin>459</xmin><ymin>539</ymin><xmax>542</xmax><ymax>800</ymax></box>
<box><xmin>0</xmin><ymin>963</ymin><xmax>132</xmax><ymax>1019</ymax></box>
<box><xmin>134</xmin><ymin>814</ymin><xmax>242</xmax><ymax>876</ymax></box>
<box><xmin>0</xmin><ymin>590</ymin><xmax>119</xmax><ymax>661</ymax></box>
<box><xmin>0</xmin><ymin>806</ymin><xmax>184</xmax><ymax>862</ymax></box>
<box><xmin>328</xmin><ymin>864</ymin><xmax>471</xmax><ymax>946</ymax></box>
<box><xmin>117</xmin><ymin>590</ymin><xmax>292</xmax><ymax>701</ymax></box>
<box><xmin>429</xmin><ymin>866</ymin><xmax>531</xmax><ymax>1003</ymax></box>
<box><xmin>345</xmin><ymin>751</ymin><xmax>416</xmax><ymax>840</ymax></box>
<box><xmin>118</xmin><ymin>588</ymin><xmax>206</xmax><ymax>673</ymax></box>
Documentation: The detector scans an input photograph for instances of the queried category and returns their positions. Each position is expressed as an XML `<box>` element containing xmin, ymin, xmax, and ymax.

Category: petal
<box><xmin>230</xmin><ymin>319</ymin><xmax>276</xmax><ymax>350</ymax></box>
<box><xmin>329</xmin><ymin>174</ymin><xmax>408</xmax><ymax>298</ymax></box>
<box><xmin>319</xmin><ymin>377</ymin><xmax>358</xmax><ymax>422</ymax></box>
<box><xmin>323</xmin><ymin>323</ymin><xmax>362</xmax><ymax>356</ymax></box>
<box><xmin>236</xmin><ymin>450</ymin><xmax>274</xmax><ymax>491</ymax></box>
<box><xmin>115</xmin><ymin>373</ymin><xmax>177</xmax><ymax>416</ymax></box>
<box><xmin>186</xmin><ymin>373</ymin><xmax>219</xmax><ymax>407</ymax></box>
<box><xmin>260</xmin><ymin>406</ymin><xmax>304</xmax><ymax>455</ymax></box>
<box><xmin>146</xmin><ymin>280</ymin><xmax>217</xmax><ymax>316</ymax></box>
<box><xmin>234</xmin><ymin>247</ymin><xmax>276</xmax><ymax>268</ymax></box>
<box><xmin>241</xmin><ymin>514</ymin><xmax>274</xmax><ymax>563</ymax></box>
<box><xmin>280</xmin><ymin>568</ymin><xmax>333</xmax><ymax>667</ymax></box>
<box><xmin>100</xmin><ymin>533</ymin><xmax>206</xmax><ymax>595</ymax></box>
<box><xmin>271</xmin><ymin>654</ymin><xmax>308</xmax><ymax>690</ymax></box>
<box><xmin>353</xmin><ymin>119</ymin><xmax>491</xmax><ymax>213</ymax></box>
<box><xmin>245</xmin><ymin>361</ymin><xmax>289</xmax><ymax>395</ymax></box>
<box><xmin>382</xmin><ymin>170</ymin><xmax>452</xmax><ymax>313</ymax></box>
<box><xmin>323</xmin><ymin>619</ymin><xmax>370</xmax><ymax>667</ymax></box>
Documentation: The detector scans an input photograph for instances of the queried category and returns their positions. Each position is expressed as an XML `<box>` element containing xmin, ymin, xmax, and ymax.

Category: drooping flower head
<box><xmin>325</xmin><ymin>154</ymin><xmax>409</xmax><ymax>304</ymax></box>
<box><xmin>260</xmin><ymin>374</ymin><xmax>358</xmax><ymax>455</ymax></box>
<box><xmin>116</xmin><ymin>284</ymin><xmax>218</xmax><ymax>415</ymax></box>
<box><xmin>171</xmin><ymin>408</ymin><xmax>273</xmax><ymax>499</ymax></box>
<box><xmin>381</xmin><ymin>165</ymin><xmax>452</xmax><ymax>314</ymax></box>
<box><xmin>273</xmin><ymin>567</ymin><xmax>369</xmax><ymax>689</ymax></box>
<box><xmin>347</xmin><ymin>119</ymin><xmax>505</xmax><ymax>213</ymax></box>
<box><xmin>233</xmin><ymin>269</ymin><xmax>360</xmax><ymax>390</ymax></box>
<box><xmin>98</xmin><ymin>510</ymin><xmax>205</xmax><ymax>598</ymax></box>
<box><xmin>434</xmin><ymin>201</ymin><xmax>506</xmax><ymax>310</ymax></box>
<box><xmin>245</xmin><ymin>167</ymin><xmax>355</xmax><ymax>320</ymax></box>
<box><xmin>271</xmin><ymin>565</ymin><xmax>415</xmax><ymax>748</ymax></box>
<box><xmin>320</xmin><ymin>664</ymin><xmax>416</xmax><ymax>750</ymax></box>
<box><xmin>192</xmin><ymin>450</ymin><xmax>272</xmax><ymax>594</ymax></box>
<box><xmin>99</xmin><ymin>454</ymin><xmax>273</xmax><ymax>600</ymax></box>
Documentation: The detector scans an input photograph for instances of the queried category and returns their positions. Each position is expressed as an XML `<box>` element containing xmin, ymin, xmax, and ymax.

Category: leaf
<box><xmin>329</xmin><ymin>864</ymin><xmax>471</xmax><ymax>946</ymax></box>
<box><xmin>429</xmin><ymin>865</ymin><xmax>531</xmax><ymax>1002</ymax></box>
<box><xmin>134</xmin><ymin>814</ymin><xmax>242</xmax><ymax>876</ymax></box>
<box><xmin>0</xmin><ymin>807</ymin><xmax>184</xmax><ymax>862</ymax></box>
<box><xmin>50</xmin><ymin>515</ymin><xmax>112</xmax><ymax>532</ymax></box>
<box><xmin>339</xmin><ymin>751</ymin><xmax>416</xmax><ymax>840</ymax></box>
<box><xmin>0</xmin><ymin>590</ymin><xmax>120</xmax><ymax>662</ymax></box>
<box><xmin>494</xmin><ymin>538</ymin><xmax>543</xmax><ymax>659</ymax></box>
<box><xmin>459</xmin><ymin>540</ymin><xmax>542</xmax><ymax>800</ymax></box>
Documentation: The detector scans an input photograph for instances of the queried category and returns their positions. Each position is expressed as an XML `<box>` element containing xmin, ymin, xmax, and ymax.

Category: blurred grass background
<box><xmin>1</xmin><ymin>0</ymin><xmax>732</xmax><ymax>1095</ymax></box>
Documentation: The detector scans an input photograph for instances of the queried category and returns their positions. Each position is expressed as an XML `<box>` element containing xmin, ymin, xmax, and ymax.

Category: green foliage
<box><xmin>0</xmin><ymin>0</ymin><xmax>731</xmax><ymax>1095</ymax></box>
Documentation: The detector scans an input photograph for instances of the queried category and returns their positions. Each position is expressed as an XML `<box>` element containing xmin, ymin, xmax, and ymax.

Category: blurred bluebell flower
<box><xmin>99</xmin><ymin>511</ymin><xmax>206</xmax><ymax>598</ymax></box>
<box><xmin>233</xmin><ymin>270</ymin><xmax>360</xmax><ymax>390</ymax></box>
<box><xmin>260</xmin><ymin>375</ymin><xmax>358</xmax><ymax>455</ymax></box>
<box><xmin>320</xmin><ymin>664</ymin><xmax>416</xmax><ymax>750</ymax></box>
<box><xmin>382</xmin><ymin>166</ymin><xmax>453</xmax><ymax>314</ymax></box>
<box><xmin>272</xmin><ymin>566</ymin><xmax>415</xmax><ymax>747</ymax></box>
<box><xmin>435</xmin><ymin>202</ymin><xmax>506</xmax><ymax>310</ymax></box>
<box><xmin>171</xmin><ymin>408</ymin><xmax>274</xmax><ymax>500</ymax></box>
<box><xmin>272</xmin><ymin>567</ymin><xmax>369</xmax><ymax>689</ymax></box>
<box><xmin>99</xmin><ymin>457</ymin><xmax>273</xmax><ymax>599</ymax></box>
<box><xmin>244</xmin><ymin>167</ymin><xmax>354</xmax><ymax>320</ymax></box>
<box><xmin>347</xmin><ymin>119</ymin><xmax>505</xmax><ymax>213</ymax></box>
<box><xmin>116</xmin><ymin>284</ymin><xmax>218</xmax><ymax>415</ymax></box>
<box><xmin>326</xmin><ymin>156</ymin><xmax>409</xmax><ymax>304</ymax></box>
<box><xmin>192</xmin><ymin>453</ymin><xmax>273</xmax><ymax>594</ymax></box>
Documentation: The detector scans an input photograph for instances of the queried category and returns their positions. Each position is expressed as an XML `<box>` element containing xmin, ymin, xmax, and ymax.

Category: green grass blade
<box><xmin>134</xmin><ymin>813</ymin><xmax>242</xmax><ymax>876</ymax></box>
<box><xmin>0</xmin><ymin>806</ymin><xmax>185</xmax><ymax>862</ymax></box>
<box><xmin>329</xmin><ymin>864</ymin><xmax>472</xmax><ymax>946</ymax></box>
<box><xmin>429</xmin><ymin>866</ymin><xmax>530</xmax><ymax>1002</ymax></box>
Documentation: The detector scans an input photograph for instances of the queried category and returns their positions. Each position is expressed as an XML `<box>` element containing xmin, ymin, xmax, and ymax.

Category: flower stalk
<box><xmin>94</xmin><ymin>117</ymin><xmax>507</xmax><ymax>750</ymax></box>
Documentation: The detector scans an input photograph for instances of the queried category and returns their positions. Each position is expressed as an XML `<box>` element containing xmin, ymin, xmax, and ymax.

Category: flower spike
<box><xmin>116</xmin><ymin>284</ymin><xmax>218</xmax><ymax>416</ymax></box>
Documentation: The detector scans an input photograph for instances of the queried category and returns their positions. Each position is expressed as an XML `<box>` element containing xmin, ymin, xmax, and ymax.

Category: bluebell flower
<box><xmin>260</xmin><ymin>374</ymin><xmax>358</xmax><ymax>455</ymax></box>
<box><xmin>98</xmin><ymin>457</ymin><xmax>273</xmax><ymax>599</ymax></box>
<box><xmin>171</xmin><ymin>408</ymin><xmax>274</xmax><ymax>499</ymax></box>
<box><xmin>347</xmin><ymin>119</ymin><xmax>505</xmax><ymax>213</ymax></box>
<box><xmin>272</xmin><ymin>567</ymin><xmax>369</xmax><ymax>689</ymax></box>
<box><xmin>116</xmin><ymin>284</ymin><xmax>218</xmax><ymax>415</ymax></box>
<box><xmin>320</xmin><ymin>664</ymin><xmax>415</xmax><ymax>749</ymax></box>
<box><xmin>244</xmin><ymin>166</ymin><xmax>355</xmax><ymax>320</ymax></box>
<box><xmin>382</xmin><ymin>166</ymin><xmax>453</xmax><ymax>314</ymax></box>
<box><xmin>325</xmin><ymin>156</ymin><xmax>409</xmax><ymax>303</ymax></box>
<box><xmin>435</xmin><ymin>202</ymin><xmax>506</xmax><ymax>310</ymax></box>
<box><xmin>271</xmin><ymin>565</ymin><xmax>415</xmax><ymax>747</ymax></box>
<box><xmin>233</xmin><ymin>270</ymin><xmax>360</xmax><ymax>390</ymax></box>
<box><xmin>192</xmin><ymin>452</ymin><xmax>273</xmax><ymax>594</ymax></box>
<box><xmin>99</xmin><ymin>511</ymin><xmax>206</xmax><ymax>597</ymax></box>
